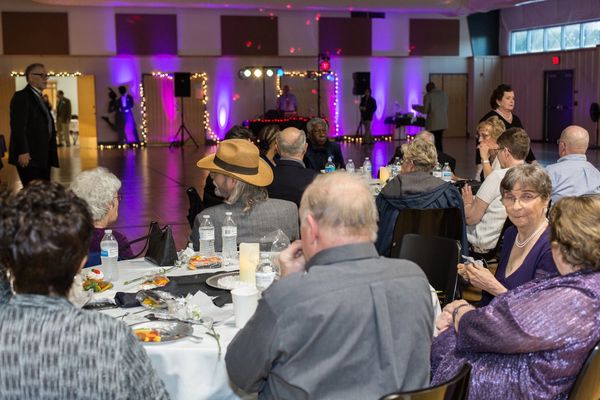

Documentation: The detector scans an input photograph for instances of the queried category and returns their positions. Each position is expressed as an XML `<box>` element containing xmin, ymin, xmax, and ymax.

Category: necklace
<box><xmin>496</xmin><ymin>108</ymin><xmax>513</xmax><ymax>123</ymax></box>
<box><xmin>515</xmin><ymin>220</ymin><xmax>548</xmax><ymax>248</ymax></box>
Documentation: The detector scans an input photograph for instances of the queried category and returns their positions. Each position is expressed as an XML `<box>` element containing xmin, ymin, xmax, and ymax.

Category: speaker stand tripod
<box><xmin>170</xmin><ymin>97</ymin><xmax>198</xmax><ymax>148</ymax></box>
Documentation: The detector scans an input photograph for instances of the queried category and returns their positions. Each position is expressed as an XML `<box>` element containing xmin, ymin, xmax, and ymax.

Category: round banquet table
<box><xmin>90</xmin><ymin>258</ymin><xmax>253</xmax><ymax>400</ymax></box>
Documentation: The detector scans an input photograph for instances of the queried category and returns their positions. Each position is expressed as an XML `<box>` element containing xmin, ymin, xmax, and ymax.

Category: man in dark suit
<box><xmin>304</xmin><ymin>117</ymin><xmax>345</xmax><ymax>172</ymax></box>
<box><xmin>268</xmin><ymin>127</ymin><xmax>318</xmax><ymax>207</ymax></box>
<box><xmin>9</xmin><ymin>63</ymin><xmax>59</xmax><ymax>186</ymax></box>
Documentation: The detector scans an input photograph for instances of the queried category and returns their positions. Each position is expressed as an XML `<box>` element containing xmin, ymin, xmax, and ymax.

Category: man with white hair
<box><xmin>267</xmin><ymin>127</ymin><xmax>318</xmax><ymax>207</ymax></box>
<box><xmin>546</xmin><ymin>125</ymin><xmax>600</xmax><ymax>203</ymax></box>
<box><xmin>226</xmin><ymin>172</ymin><xmax>434</xmax><ymax>399</ymax></box>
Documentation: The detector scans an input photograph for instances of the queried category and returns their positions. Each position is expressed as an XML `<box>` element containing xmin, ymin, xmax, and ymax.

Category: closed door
<box><xmin>77</xmin><ymin>75</ymin><xmax>97</xmax><ymax>148</ymax></box>
<box><xmin>544</xmin><ymin>70</ymin><xmax>573</xmax><ymax>142</ymax></box>
<box><xmin>430</xmin><ymin>74</ymin><xmax>468</xmax><ymax>137</ymax></box>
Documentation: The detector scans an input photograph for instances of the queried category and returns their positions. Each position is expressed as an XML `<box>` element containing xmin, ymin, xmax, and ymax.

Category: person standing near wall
<box><xmin>9</xmin><ymin>63</ymin><xmax>59</xmax><ymax>186</ymax></box>
<box><xmin>56</xmin><ymin>90</ymin><xmax>72</xmax><ymax>147</ymax></box>
<box><xmin>413</xmin><ymin>82</ymin><xmax>449</xmax><ymax>153</ymax></box>
<box><xmin>359</xmin><ymin>88</ymin><xmax>377</xmax><ymax>144</ymax></box>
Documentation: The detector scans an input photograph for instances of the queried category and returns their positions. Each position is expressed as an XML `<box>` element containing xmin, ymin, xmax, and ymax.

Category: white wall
<box><xmin>0</xmin><ymin>0</ymin><xmax>473</xmax><ymax>142</ymax></box>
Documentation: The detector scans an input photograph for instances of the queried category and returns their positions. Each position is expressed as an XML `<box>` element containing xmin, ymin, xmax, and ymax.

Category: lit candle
<box><xmin>239</xmin><ymin>243</ymin><xmax>259</xmax><ymax>285</ymax></box>
<box><xmin>379</xmin><ymin>166</ymin><xmax>390</xmax><ymax>185</ymax></box>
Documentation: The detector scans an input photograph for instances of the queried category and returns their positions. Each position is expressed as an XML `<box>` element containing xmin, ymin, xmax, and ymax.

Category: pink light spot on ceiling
<box><xmin>286</xmin><ymin>4</ymin><xmax>292</xmax><ymax>9</ymax></box>
<box><xmin>289</xmin><ymin>47</ymin><xmax>295</xmax><ymax>53</ymax></box>
<box><xmin>245</xmin><ymin>41</ymin><xmax>253</xmax><ymax>48</ymax></box>
<box><xmin>311</xmin><ymin>89</ymin><xmax>317</xmax><ymax>94</ymax></box>
<box><xmin>305</xmin><ymin>19</ymin><xmax>311</xmax><ymax>26</ymax></box>
<box><xmin>315</xmin><ymin>13</ymin><xmax>321</xmax><ymax>21</ymax></box>
<box><xmin>232</xmin><ymin>93</ymin><xmax>240</xmax><ymax>101</ymax></box>
<box><xmin>336</xmin><ymin>48</ymin><xmax>342</xmax><ymax>55</ymax></box>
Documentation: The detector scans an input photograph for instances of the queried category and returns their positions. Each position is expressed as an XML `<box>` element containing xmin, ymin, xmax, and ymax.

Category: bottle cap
<box><xmin>104</xmin><ymin>229</ymin><xmax>112</xmax><ymax>234</ymax></box>
<box><xmin>203</xmin><ymin>215</ymin><xmax>209</xmax><ymax>219</ymax></box>
<box><xmin>225</xmin><ymin>212</ymin><xmax>232</xmax><ymax>216</ymax></box>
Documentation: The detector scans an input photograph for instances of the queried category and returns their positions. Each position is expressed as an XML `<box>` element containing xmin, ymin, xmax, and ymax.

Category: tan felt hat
<box><xmin>196</xmin><ymin>139</ymin><xmax>273</xmax><ymax>187</ymax></box>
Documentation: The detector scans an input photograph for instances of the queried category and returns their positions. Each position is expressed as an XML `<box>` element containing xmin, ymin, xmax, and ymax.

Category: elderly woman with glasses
<box><xmin>458</xmin><ymin>164</ymin><xmax>558</xmax><ymax>306</ymax></box>
<box><xmin>474</xmin><ymin>116</ymin><xmax>505</xmax><ymax>182</ymax></box>
<box><xmin>432</xmin><ymin>194</ymin><xmax>600</xmax><ymax>399</ymax></box>
<box><xmin>70</xmin><ymin>167</ymin><xmax>134</xmax><ymax>266</ymax></box>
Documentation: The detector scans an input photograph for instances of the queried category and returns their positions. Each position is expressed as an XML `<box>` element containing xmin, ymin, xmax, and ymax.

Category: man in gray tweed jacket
<box><xmin>190</xmin><ymin>139</ymin><xmax>299</xmax><ymax>251</ymax></box>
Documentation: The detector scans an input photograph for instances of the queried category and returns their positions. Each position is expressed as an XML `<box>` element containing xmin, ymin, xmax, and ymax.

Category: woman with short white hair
<box><xmin>70</xmin><ymin>167</ymin><xmax>134</xmax><ymax>266</ymax></box>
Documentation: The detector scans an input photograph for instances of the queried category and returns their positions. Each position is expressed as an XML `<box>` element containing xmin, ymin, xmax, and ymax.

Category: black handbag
<box><xmin>129</xmin><ymin>221</ymin><xmax>178</xmax><ymax>266</ymax></box>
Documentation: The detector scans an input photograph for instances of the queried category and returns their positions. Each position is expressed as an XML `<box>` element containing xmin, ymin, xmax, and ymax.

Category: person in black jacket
<box><xmin>304</xmin><ymin>118</ymin><xmax>345</xmax><ymax>171</ymax></box>
<box><xmin>9</xmin><ymin>63</ymin><xmax>59</xmax><ymax>186</ymax></box>
<box><xmin>359</xmin><ymin>88</ymin><xmax>377</xmax><ymax>144</ymax></box>
<box><xmin>268</xmin><ymin>127</ymin><xmax>318</xmax><ymax>207</ymax></box>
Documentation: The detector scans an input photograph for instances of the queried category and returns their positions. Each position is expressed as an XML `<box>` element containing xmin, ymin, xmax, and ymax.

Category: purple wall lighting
<box><xmin>404</xmin><ymin>57</ymin><xmax>425</xmax><ymax>136</ymax></box>
<box><xmin>369</xmin><ymin>58</ymin><xmax>392</xmax><ymax>136</ymax></box>
<box><xmin>214</xmin><ymin>58</ymin><xmax>236</xmax><ymax>139</ymax></box>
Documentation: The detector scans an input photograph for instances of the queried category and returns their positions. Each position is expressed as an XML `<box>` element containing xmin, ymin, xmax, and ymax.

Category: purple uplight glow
<box><xmin>404</xmin><ymin>58</ymin><xmax>425</xmax><ymax>116</ymax></box>
<box><xmin>369</xmin><ymin>58</ymin><xmax>392</xmax><ymax>136</ymax></box>
<box><xmin>109</xmin><ymin>56</ymin><xmax>140</xmax><ymax>88</ymax></box>
<box><xmin>214</xmin><ymin>59</ymin><xmax>235</xmax><ymax>139</ymax></box>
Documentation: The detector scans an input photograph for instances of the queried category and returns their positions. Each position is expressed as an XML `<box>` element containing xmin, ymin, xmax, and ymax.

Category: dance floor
<box><xmin>1</xmin><ymin>137</ymin><xmax>597</xmax><ymax>253</ymax></box>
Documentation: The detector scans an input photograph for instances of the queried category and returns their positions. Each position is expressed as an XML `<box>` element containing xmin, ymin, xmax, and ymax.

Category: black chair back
<box><xmin>390</xmin><ymin>208</ymin><xmax>463</xmax><ymax>259</ymax></box>
<box><xmin>186</xmin><ymin>187</ymin><xmax>204</xmax><ymax>229</ymax></box>
<box><xmin>568</xmin><ymin>340</ymin><xmax>600</xmax><ymax>400</ymax></box>
<box><xmin>470</xmin><ymin>217</ymin><xmax>514</xmax><ymax>263</ymax></box>
<box><xmin>379</xmin><ymin>363</ymin><xmax>471</xmax><ymax>400</ymax></box>
<box><xmin>398</xmin><ymin>233</ymin><xmax>461</xmax><ymax>304</ymax></box>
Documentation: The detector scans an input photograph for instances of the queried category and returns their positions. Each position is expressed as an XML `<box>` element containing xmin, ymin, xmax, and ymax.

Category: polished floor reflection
<box><xmin>1</xmin><ymin>137</ymin><xmax>597</xmax><ymax>254</ymax></box>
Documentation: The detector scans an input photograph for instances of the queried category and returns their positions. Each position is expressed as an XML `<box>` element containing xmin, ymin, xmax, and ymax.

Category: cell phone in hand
<box><xmin>461</xmin><ymin>255</ymin><xmax>485</xmax><ymax>268</ymax></box>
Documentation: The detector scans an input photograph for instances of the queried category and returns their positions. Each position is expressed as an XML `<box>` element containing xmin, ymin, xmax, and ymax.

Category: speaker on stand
<box><xmin>353</xmin><ymin>72</ymin><xmax>370</xmax><ymax>137</ymax></box>
<box><xmin>170</xmin><ymin>72</ymin><xmax>198</xmax><ymax>148</ymax></box>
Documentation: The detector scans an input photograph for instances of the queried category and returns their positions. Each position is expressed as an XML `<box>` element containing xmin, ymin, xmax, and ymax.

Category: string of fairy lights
<box><xmin>10</xmin><ymin>71</ymin><xmax>82</xmax><ymax>78</ymax></box>
<box><xmin>139</xmin><ymin>71</ymin><xmax>218</xmax><ymax>144</ymax></box>
<box><xmin>275</xmin><ymin>70</ymin><xmax>340</xmax><ymax>136</ymax></box>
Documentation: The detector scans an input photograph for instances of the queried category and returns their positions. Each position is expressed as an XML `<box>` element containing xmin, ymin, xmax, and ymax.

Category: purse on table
<box><xmin>129</xmin><ymin>221</ymin><xmax>178</xmax><ymax>266</ymax></box>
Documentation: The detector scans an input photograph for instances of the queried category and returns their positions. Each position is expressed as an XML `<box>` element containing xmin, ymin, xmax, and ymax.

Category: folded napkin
<box><xmin>114</xmin><ymin>271</ymin><xmax>232</xmax><ymax>308</ymax></box>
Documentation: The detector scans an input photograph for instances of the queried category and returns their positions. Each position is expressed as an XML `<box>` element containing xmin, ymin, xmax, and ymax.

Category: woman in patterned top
<box><xmin>0</xmin><ymin>181</ymin><xmax>169</xmax><ymax>399</ymax></box>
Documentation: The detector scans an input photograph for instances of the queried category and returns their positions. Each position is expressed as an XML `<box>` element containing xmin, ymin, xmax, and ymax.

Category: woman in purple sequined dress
<box><xmin>432</xmin><ymin>195</ymin><xmax>600</xmax><ymax>399</ymax></box>
<box><xmin>459</xmin><ymin>164</ymin><xmax>559</xmax><ymax>306</ymax></box>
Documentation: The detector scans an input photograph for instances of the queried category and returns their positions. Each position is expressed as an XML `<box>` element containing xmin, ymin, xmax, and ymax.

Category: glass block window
<box><xmin>512</xmin><ymin>31</ymin><xmax>528</xmax><ymax>54</ymax></box>
<box><xmin>563</xmin><ymin>24</ymin><xmax>581</xmax><ymax>49</ymax></box>
<box><xmin>529</xmin><ymin>29</ymin><xmax>544</xmax><ymax>52</ymax></box>
<box><xmin>545</xmin><ymin>26</ymin><xmax>562</xmax><ymax>51</ymax></box>
<box><xmin>582</xmin><ymin>21</ymin><xmax>600</xmax><ymax>48</ymax></box>
<box><xmin>509</xmin><ymin>19</ymin><xmax>600</xmax><ymax>55</ymax></box>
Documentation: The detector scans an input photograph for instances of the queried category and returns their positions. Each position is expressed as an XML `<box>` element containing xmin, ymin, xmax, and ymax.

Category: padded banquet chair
<box><xmin>379</xmin><ymin>363</ymin><xmax>471</xmax><ymax>400</ymax></box>
<box><xmin>568</xmin><ymin>339</ymin><xmax>600</xmax><ymax>400</ymax></box>
<box><xmin>390</xmin><ymin>208</ymin><xmax>464</xmax><ymax>259</ymax></box>
<box><xmin>186</xmin><ymin>187</ymin><xmax>204</xmax><ymax>229</ymax></box>
<box><xmin>398</xmin><ymin>233</ymin><xmax>461</xmax><ymax>305</ymax></box>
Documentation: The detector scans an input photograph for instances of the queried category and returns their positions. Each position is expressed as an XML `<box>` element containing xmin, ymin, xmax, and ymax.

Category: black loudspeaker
<box><xmin>352</xmin><ymin>72</ymin><xmax>370</xmax><ymax>96</ymax></box>
<box><xmin>174</xmin><ymin>72</ymin><xmax>191</xmax><ymax>98</ymax></box>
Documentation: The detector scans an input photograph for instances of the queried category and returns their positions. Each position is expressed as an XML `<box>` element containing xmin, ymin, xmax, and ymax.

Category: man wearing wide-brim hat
<box><xmin>190</xmin><ymin>139</ymin><xmax>299</xmax><ymax>251</ymax></box>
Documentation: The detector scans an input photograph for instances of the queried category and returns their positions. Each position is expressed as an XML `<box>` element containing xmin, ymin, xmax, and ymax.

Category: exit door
<box><xmin>430</xmin><ymin>74</ymin><xmax>468</xmax><ymax>137</ymax></box>
<box><xmin>544</xmin><ymin>70</ymin><xmax>573</xmax><ymax>142</ymax></box>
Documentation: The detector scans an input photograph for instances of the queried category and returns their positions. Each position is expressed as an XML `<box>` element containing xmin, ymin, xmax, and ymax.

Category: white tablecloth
<box><xmin>91</xmin><ymin>258</ymin><xmax>245</xmax><ymax>400</ymax></box>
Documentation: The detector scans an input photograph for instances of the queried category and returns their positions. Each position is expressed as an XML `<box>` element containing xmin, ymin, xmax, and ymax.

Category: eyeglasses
<box><xmin>29</xmin><ymin>73</ymin><xmax>49</xmax><ymax>79</ymax></box>
<box><xmin>501</xmin><ymin>193</ymin><xmax>540</xmax><ymax>206</ymax></box>
<box><xmin>114</xmin><ymin>193</ymin><xmax>123</xmax><ymax>201</ymax></box>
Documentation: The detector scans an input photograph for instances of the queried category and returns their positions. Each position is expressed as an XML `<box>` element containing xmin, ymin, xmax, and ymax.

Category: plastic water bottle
<box><xmin>363</xmin><ymin>157</ymin><xmax>372</xmax><ymax>178</ymax></box>
<box><xmin>100</xmin><ymin>229</ymin><xmax>119</xmax><ymax>282</ymax></box>
<box><xmin>255</xmin><ymin>253</ymin><xmax>277</xmax><ymax>292</ymax></box>
<box><xmin>221</xmin><ymin>212</ymin><xmax>237</xmax><ymax>265</ymax></box>
<box><xmin>432</xmin><ymin>163</ymin><xmax>442</xmax><ymax>179</ymax></box>
<box><xmin>199</xmin><ymin>215</ymin><xmax>215</xmax><ymax>257</ymax></box>
<box><xmin>346</xmin><ymin>159</ymin><xmax>355</xmax><ymax>173</ymax></box>
<box><xmin>324</xmin><ymin>156</ymin><xmax>336</xmax><ymax>173</ymax></box>
<box><xmin>442</xmin><ymin>162</ymin><xmax>452</xmax><ymax>182</ymax></box>
<box><xmin>391</xmin><ymin>157</ymin><xmax>401</xmax><ymax>177</ymax></box>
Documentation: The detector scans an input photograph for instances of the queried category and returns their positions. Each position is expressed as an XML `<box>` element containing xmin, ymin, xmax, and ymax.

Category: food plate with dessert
<box><xmin>82</xmin><ymin>268</ymin><xmax>113</xmax><ymax>292</ymax></box>
<box><xmin>187</xmin><ymin>255</ymin><xmax>222</xmax><ymax>270</ymax></box>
